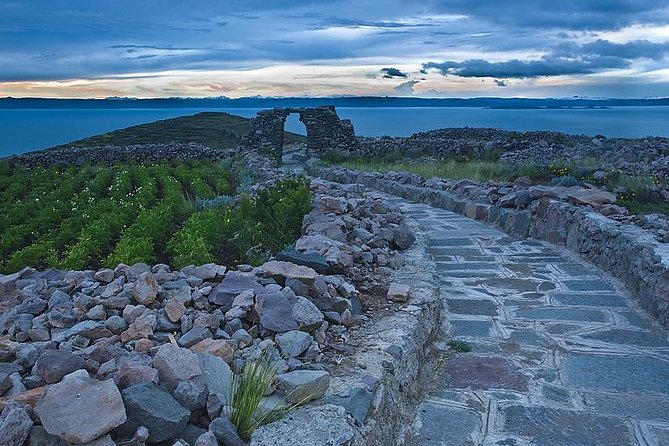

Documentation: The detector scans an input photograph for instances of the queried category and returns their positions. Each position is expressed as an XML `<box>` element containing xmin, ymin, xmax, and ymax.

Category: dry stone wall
<box><xmin>309</xmin><ymin>166</ymin><xmax>669</xmax><ymax>327</ymax></box>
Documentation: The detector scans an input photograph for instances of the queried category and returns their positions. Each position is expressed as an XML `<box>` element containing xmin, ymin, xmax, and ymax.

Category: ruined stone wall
<box><xmin>242</xmin><ymin>106</ymin><xmax>359</xmax><ymax>161</ymax></box>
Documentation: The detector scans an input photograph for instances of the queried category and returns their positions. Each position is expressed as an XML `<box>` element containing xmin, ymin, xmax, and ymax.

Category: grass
<box><xmin>338</xmin><ymin>158</ymin><xmax>543</xmax><ymax>183</ymax></box>
<box><xmin>52</xmin><ymin>112</ymin><xmax>305</xmax><ymax>150</ymax></box>
<box><xmin>447</xmin><ymin>340</ymin><xmax>472</xmax><ymax>353</ymax></box>
<box><xmin>228</xmin><ymin>353</ymin><xmax>293</xmax><ymax>441</ymax></box>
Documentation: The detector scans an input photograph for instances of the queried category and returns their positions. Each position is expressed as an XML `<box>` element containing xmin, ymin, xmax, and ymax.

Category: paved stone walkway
<box><xmin>383</xmin><ymin>197</ymin><xmax>669</xmax><ymax>446</ymax></box>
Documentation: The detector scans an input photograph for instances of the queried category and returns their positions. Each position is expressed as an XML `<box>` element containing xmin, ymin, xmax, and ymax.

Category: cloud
<box><xmin>381</xmin><ymin>67</ymin><xmax>408</xmax><ymax>78</ymax></box>
<box><xmin>424</xmin><ymin>39</ymin><xmax>669</xmax><ymax>78</ymax></box>
<box><xmin>393</xmin><ymin>80</ymin><xmax>418</xmax><ymax>95</ymax></box>
<box><xmin>493</xmin><ymin>79</ymin><xmax>508</xmax><ymax>87</ymax></box>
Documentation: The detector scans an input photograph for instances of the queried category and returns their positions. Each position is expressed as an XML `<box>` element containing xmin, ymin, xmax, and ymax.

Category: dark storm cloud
<box><xmin>1</xmin><ymin>0</ymin><xmax>669</xmax><ymax>97</ymax></box>
<box><xmin>423</xmin><ymin>0</ymin><xmax>669</xmax><ymax>30</ymax></box>
<box><xmin>381</xmin><ymin>67</ymin><xmax>408</xmax><ymax>78</ymax></box>
<box><xmin>424</xmin><ymin>39</ymin><xmax>669</xmax><ymax>78</ymax></box>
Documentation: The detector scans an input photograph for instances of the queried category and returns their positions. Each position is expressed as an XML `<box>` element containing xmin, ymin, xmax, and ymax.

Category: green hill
<box><xmin>52</xmin><ymin>111</ymin><xmax>305</xmax><ymax>149</ymax></box>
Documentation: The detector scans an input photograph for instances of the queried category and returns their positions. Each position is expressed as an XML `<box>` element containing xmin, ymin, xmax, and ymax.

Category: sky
<box><xmin>1</xmin><ymin>0</ymin><xmax>669</xmax><ymax>98</ymax></box>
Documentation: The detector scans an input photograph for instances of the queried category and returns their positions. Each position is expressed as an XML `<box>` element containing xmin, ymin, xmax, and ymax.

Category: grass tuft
<box><xmin>228</xmin><ymin>352</ymin><xmax>293</xmax><ymax>441</ymax></box>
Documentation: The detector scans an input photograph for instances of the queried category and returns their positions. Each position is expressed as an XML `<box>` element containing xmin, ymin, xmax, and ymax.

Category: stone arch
<box><xmin>242</xmin><ymin>106</ymin><xmax>358</xmax><ymax>163</ymax></box>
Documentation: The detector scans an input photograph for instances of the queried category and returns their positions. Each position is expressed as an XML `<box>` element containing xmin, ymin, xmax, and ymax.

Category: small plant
<box><xmin>550</xmin><ymin>175</ymin><xmax>580</xmax><ymax>187</ymax></box>
<box><xmin>228</xmin><ymin>352</ymin><xmax>293</xmax><ymax>441</ymax></box>
<box><xmin>447</xmin><ymin>339</ymin><xmax>472</xmax><ymax>353</ymax></box>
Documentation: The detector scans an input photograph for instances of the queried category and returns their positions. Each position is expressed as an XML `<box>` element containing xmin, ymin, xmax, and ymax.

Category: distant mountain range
<box><xmin>1</xmin><ymin>96</ymin><xmax>668</xmax><ymax>109</ymax></box>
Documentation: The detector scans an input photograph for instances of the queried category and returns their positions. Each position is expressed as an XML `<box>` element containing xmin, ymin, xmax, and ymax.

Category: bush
<box><xmin>550</xmin><ymin>175</ymin><xmax>580</xmax><ymax>187</ymax></box>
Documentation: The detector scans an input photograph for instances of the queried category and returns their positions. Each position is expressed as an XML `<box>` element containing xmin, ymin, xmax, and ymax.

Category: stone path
<box><xmin>382</xmin><ymin>197</ymin><xmax>669</xmax><ymax>446</ymax></box>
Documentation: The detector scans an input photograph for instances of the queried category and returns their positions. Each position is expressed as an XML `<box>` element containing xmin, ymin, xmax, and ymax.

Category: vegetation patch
<box><xmin>0</xmin><ymin>160</ymin><xmax>312</xmax><ymax>273</ymax></box>
<box><xmin>51</xmin><ymin>112</ymin><xmax>305</xmax><ymax>150</ymax></box>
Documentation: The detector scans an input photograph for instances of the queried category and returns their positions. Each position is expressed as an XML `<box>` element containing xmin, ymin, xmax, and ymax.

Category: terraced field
<box><xmin>0</xmin><ymin>161</ymin><xmax>311</xmax><ymax>273</ymax></box>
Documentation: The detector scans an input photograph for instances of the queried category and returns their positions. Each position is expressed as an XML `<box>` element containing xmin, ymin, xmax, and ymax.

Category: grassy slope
<box><xmin>52</xmin><ymin>111</ymin><xmax>305</xmax><ymax>150</ymax></box>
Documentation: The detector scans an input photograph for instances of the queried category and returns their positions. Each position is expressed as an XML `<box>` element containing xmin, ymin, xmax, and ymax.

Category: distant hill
<box><xmin>51</xmin><ymin>112</ymin><xmax>305</xmax><ymax>150</ymax></box>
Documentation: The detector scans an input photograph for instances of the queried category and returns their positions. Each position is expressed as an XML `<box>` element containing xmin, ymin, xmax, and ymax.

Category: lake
<box><xmin>1</xmin><ymin>106</ymin><xmax>668</xmax><ymax>157</ymax></box>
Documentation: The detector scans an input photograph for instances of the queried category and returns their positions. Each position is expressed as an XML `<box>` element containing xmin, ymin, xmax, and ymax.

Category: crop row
<box><xmin>0</xmin><ymin>161</ymin><xmax>312</xmax><ymax>274</ymax></box>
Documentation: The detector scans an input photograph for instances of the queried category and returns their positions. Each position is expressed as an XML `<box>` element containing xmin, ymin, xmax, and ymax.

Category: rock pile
<box><xmin>0</xmin><ymin>259</ymin><xmax>350</xmax><ymax>444</ymax></box>
<box><xmin>6</xmin><ymin>143</ymin><xmax>233</xmax><ymax>168</ymax></box>
<box><xmin>292</xmin><ymin>179</ymin><xmax>415</xmax><ymax>292</ymax></box>
<box><xmin>0</xmin><ymin>177</ymin><xmax>416</xmax><ymax>445</ymax></box>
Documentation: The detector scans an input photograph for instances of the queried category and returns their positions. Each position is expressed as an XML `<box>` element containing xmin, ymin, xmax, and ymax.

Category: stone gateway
<box><xmin>242</xmin><ymin>106</ymin><xmax>358</xmax><ymax>161</ymax></box>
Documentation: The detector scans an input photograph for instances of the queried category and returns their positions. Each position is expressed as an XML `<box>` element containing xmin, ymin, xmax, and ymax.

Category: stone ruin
<box><xmin>241</xmin><ymin>106</ymin><xmax>358</xmax><ymax>162</ymax></box>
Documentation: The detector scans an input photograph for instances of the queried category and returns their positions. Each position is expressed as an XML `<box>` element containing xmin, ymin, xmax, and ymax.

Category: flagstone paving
<box><xmin>383</xmin><ymin>198</ymin><xmax>669</xmax><ymax>446</ymax></box>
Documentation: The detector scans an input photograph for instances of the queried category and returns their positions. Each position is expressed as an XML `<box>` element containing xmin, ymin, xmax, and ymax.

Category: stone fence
<box><xmin>309</xmin><ymin>166</ymin><xmax>669</xmax><ymax>328</ymax></box>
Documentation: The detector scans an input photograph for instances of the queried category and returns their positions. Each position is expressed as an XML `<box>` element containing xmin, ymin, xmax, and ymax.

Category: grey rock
<box><xmin>275</xmin><ymin>331</ymin><xmax>313</xmax><ymax>358</ymax></box>
<box><xmin>275</xmin><ymin>250</ymin><xmax>330</xmax><ymax>274</ymax></box>
<box><xmin>0</xmin><ymin>403</ymin><xmax>33</xmax><ymax>446</ymax></box>
<box><xmin>194</xmin><ymin>431</ymin><xmax>219</xmax><ymax>446</ymax></box>
<box><xmin>36</xmin><ymin>370</ymin><xmax>127</xmax><ymax>444</ymax></box>
<box><xmin>178</xmin><ymin>326</ymin><xmax>212</xmax><ymax>348</ymax></box>
<box><xmin>255</xmin><ymin>292</ymin><xmax>298</xmax><ymax>333</ymax></box>
<box><xmin>209</xmin><ymin>417</ymin><xmax>248</xmax><ymax>446</ymax></box>
<box><xmin>392</xmin><ymin>226</ymin><xmax>416</xmax><ymax>250</ymax></box>
<box><xmin>66</xmin><ymin>320</ymin><xmax>112</xmax><ymax>340</ymax></box>
<box><xmin>276</xmin><ymin>370</ymin><xmax>330</xmax><ymax>404</ymax></box>
<box><xmin>104</xmin><ymin>315</ymin><xmax>127</xmax><ymax>334</ymax></box>
<box><xmin>209</xmin><ymin>272</ymin><xmax>264</xmax><ymax>310</ymax></box>
<box><xmin>116</xmin><ymin>382</ymin><xmax>190</xmax><ymax>443</ymax></box>
<box><xmin>174</xmin><ymin>380</ymin><xmax>208</xmax><ymax>411</ymax></box>
<box><xmin>33</xmin><ymin>349</ymin><xmax>85</xmax><ymax>383</ymax></box>
<box><xmin>193</xmin><ymin>353</ymin><xmax>233</xmax><ymax>403</ymax></box>
<box><xmin>152</xmin><ymin>344</ymin><xmax>202</xmax><ymax>387</ymax></box>
<box><xmin>26</xmin><ymin>426</ymin><xmax>68</xmax><ymax>446</ymax></box>
<box><xmin>132</xmin><ymin>273</ymin><xmax>158</xmax><ymax>305</ymax></box>
<box><xmin>292</xmin><ymin>296</ymin><xmax>324</xmax><ymax>331</ymax></box>
<box><xmin>250</xmin><ymin>404</ymin><xmax>356</xmax><ymax>446</ymax></box>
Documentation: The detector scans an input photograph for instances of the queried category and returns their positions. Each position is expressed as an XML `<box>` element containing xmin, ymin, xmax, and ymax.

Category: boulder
<box><xmin>33</xmin><ymin>349</ymin><xmax>85</xmax><ymax>384</ymax></box>
<box><xmin>0</xmin><ymin>403</ymin><xmax>33</xmax><ymax>446</ymax></box>
<box><xmin>274</xmin><ymin>250</ymin><xmax>330</xmax><ymax>274</ymax></box>
<box><xmin>152</xmin><ymin>344</ymin><xmax>202</xmax><ymax>387</ymax></box>
<box><xmin>174</xmin><ymin>380</ymin><xmax>208</xmax><ymax>411</ymax></box>
<box><xmin>260</xmin><ymin>261</ymin><xmax>317</xmax><ymax>286</ymax></box>
<box><xmin>391</xmin><ymin>226</ymin><xmax>415</xmax><ymax>250</ymax></box>
<box><xmin>35</xmin><ymin>370</ymin><xmax>126</xmax><ymax>444</ymax></box>
<box><xmin>387</xmin><ymin>283</ymin><xmax>410</xmax><ymax>302</ymax></box>
<box><xmin>193</xmin><ymin>353</ymin><xmax>233</xmax><ymax>402</ymax></box>
<box><xmin>190</xmin><ymin>338</ymin><xmax>235</xmax><ymax>363</ymax></box>
<box><xmin>255</xmin><ymin>293</ymin><xmax>298</xmax><ymax>333</ymax></box>
<box><xmin>275</xmin><ymin>331</ymin><xmax>313</xmax><ymax>358</ymax></box>
<box><xmin>209</xmin><ymin>272</ymin><xmax>264</xmax><ymax>310</ymax></box>
<box><xmin>566</xmin><ymin>189</ymin><xmax>616</xmax><ymax>206</ymax></box>
<box><xmin>178</xmin><ymin>326</ymin><xmax>212</xmax><ymax>348</ymax></box>
<box><xmin>132</xmin><ymin>273</ymin><xmax>158</xmax><ymax>305</ymax></box>
<box><xmin>276</xmin><ymin>370</ymin><xmax>330</xmax><ymax>404</ymax></box>
<box><xmin>116</xmin><ymin>382</ymin><xmax>190</xmax><ymax>443</ymax></box>
<box><xmin>209</xmin><ymin>416</ymin><xmax>247</xmax><ymax>446</ymax></box>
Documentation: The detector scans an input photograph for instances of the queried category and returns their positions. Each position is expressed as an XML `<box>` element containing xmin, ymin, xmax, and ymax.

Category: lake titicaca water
<box><xmin>1</xmin><ymin>106</ymin><xmax>668</xmax><ymax>157</ymax></box>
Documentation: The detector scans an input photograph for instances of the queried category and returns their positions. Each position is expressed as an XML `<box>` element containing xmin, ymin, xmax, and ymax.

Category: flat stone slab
<box><xmin>515</xmin><ymin>307</ymin><xmax>608</xmax><ymax>322</ymax></box>
<box><xmin>450</xmin><ymin>320</ymin><xmax>493</xmax><ymax>338</ymax></box>
<box><xmin>551</xmin><ymin>292</ymin><xmax>628</xmax><ymax>307</ymax></box>
<box><xmin>563</xmin><ymin>279</ymin><xmax>614</xmax><ymax>292</ymax></box>
<box><xmin>499</xmin><ymin>405</ymin><xmax>635</xmax><ymax>445</ymax></box>
<box><xmin>412</xmin><ymin>402</ymin><xmax>481</xmax><ymax>445</ymax></box>
<box><xmin>583</xmin><ymin>391</ymin><xmax>669</xmax><ymax>421</ymax></box>
<box><xmin>446</xmin><ymin>355</ymin><xmax>529</xmax><ymax>391</ymax></box>
<box><xmin>562</xmin><ymin>353</ymin><xmax>669</xmax><ymax>394</ymax></box>
<box><xmin>446</xmin><ymin>299</ymin><xmax>498</xmax><ymax>316</ymax></box>
<box><xmin>582</xmin><ymin>328</ymin><xmax>669</xmax><ymax>347</ymax></box>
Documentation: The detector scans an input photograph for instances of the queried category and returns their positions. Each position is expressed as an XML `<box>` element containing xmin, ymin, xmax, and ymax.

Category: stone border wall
<box><xmin>251</xmin><ymin>216</ymin><xmax>443</xmax><ymax>445</ymax></box>
<box><xmin>309</xmin><ymin>166</ymin><xmax>669</xmax><ymax>328</ymax></box>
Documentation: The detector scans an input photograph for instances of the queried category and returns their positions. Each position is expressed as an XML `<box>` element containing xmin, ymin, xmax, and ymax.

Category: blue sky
<box><xmin>1</xmin><ymin>0</ymin><xmax>668</xmax><ymax>98</ymax></box>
